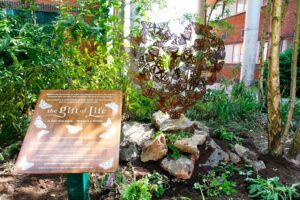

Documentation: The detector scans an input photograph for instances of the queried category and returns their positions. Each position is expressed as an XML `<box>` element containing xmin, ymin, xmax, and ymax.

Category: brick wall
<box><xmin>213</xmin><ymin>0</ymin><xmax>296</xmax><ymax>80</ymax></box>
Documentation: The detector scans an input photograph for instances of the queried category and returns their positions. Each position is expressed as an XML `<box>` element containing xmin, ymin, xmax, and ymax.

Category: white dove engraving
<box><xmin>105</xmin><ymin>102</ymin><xmax>118</xmax><ymax>114</ymax></box>
<box><xmin>34</xmin><ymin>116</ymin><xmax>47</xmax><ymax>129</ymax></box>
<box><xmin>37</xmin><ymin>130</ymin><xmax>49</xmax><ymax>139</ymax></box>
<box><xmin>102</xmin><ymin>118</ymin><xmax>112</xmax><ymax>127</ymax></box>
<box><xmin>99</xmin><ymin>158</ymin><xmax>114</xmax><ymax>170</ymax></box>
<box><xmin>66</xmin><ymin>125</ymin><xmax>83</xmax><ymax>134</ymax></box>
<box><xmin>99</xmin><ymin>126</ymin><xmax>116</xmax><ymax>139</ymax></box>
<box><xmin>19</xmin><ymin>156</ymin><xmax>34</xmax><ymax>171</ymax></box>
<box><xmin>39</xmin><ymin>99</ymin><xmax>52</xmax><ymax>109</ymax></box>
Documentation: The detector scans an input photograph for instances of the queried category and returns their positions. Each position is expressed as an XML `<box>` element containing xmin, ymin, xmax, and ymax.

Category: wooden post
<box><xmin>67</xmin><ymin>173</ymin><xmax>90</xmax><ymax>200</ymax></box>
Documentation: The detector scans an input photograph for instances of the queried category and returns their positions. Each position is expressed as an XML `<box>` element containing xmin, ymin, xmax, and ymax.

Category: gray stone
<box><xmin>234</xmin><ymin>144</ymin><xmax>266</xmax><ymax>171</ymax></box>
<box><xmin>234</xmin><ymin>144</ymin><xmax>258</xmax><ymax>160</ymax></box>
<box><xmin>152</xmin><ymin>111</ymin><xmax>195</xmax><ymax>132</ymax></box>
<box><xmin>228</xmin><ymin>151</ymin><xmax>241</xmax><ymax>164</ymax></box>
<box><xmin>174</xmin><ymin>132</ymin><xmax>208</xmax><ymax>157</ymax></box>
<box><xmin>141</xmin><ymin>135</ymin><xmax>168</xmax><ymax>162</ymax></box>
<box><xmin>161</xmin><ymin>155</ymin><xmax>195</xmax><ymax>179</ymax></box>
<box><xmin>201</xmin><ymin>139</ymin><xmax>229</xmax><ymax>167</ymax></box>
<box><xmin>247</xmin><ymin>160</ymin><xmax>266</xmax><ymax>172</ymax></box>
<box><xmin>194</xmin><ymin>122</ymin><xmax>210</xmax><ymax>133</ymax></box>
<box><xmin>120</xmin><ymin>122</ymin><xmax>154</xmax><ymax>161</ymax></box>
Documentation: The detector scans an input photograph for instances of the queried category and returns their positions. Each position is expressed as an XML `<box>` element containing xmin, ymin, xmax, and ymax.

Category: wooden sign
<box><xmin>14</xmin><ymin>90</ymin><xmax>122</xmax><ymax>174</ymax></box>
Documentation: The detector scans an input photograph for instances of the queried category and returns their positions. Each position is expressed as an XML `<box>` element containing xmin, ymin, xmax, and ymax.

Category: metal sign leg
<box><xmin>67</xmin><ymin>173</ymin><xmax>90</xmax><ymax>200</ymax></box>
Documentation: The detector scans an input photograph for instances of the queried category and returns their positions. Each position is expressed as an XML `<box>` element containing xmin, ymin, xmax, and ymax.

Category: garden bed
<box><xmin>1</xmin><ymin>132</ymin><xmax>300</xmax><ymax>200</ymax></box>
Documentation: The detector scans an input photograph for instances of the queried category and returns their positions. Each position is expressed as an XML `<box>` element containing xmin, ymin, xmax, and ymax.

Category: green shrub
<box><xmin>264</xmin><ymin>46</ymin><xmax>300</xmax><ymax>97</ymax></box>
<box><xmin>186</xmin><ymin>83</ymin><xmax>260</xmax><ymax>123</ymax></box>
<box><xmin>0</xmin><ymin>11</ymin><xmax>62</xmax><ymax>145</ymax></box>
<box><xmin>126</xmin><ymin>86</ymin><xmax>157</xmax><ymax>122</ymax></box>
<box><xmin>246</xmin><ymin>176</ymin><xmax>300</xmax><ymax>200</ymax></box>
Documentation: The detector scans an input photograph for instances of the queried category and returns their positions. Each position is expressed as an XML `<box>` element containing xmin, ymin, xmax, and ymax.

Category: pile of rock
<box><xmin>120</xmin><ymin>111</ymin><xmax>265</xmax><ymax>180</ymax></box>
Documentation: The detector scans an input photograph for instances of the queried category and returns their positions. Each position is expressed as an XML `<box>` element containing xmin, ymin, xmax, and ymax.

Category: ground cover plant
<box><xmin>246</xmin><ymin>176</ymin><xmax>300</xmax><ymax>200</ymax></box>
<box><xmin>194</xmin><ymin>171</ymin><xmax>237</xmax><ymax>197</ymax></box>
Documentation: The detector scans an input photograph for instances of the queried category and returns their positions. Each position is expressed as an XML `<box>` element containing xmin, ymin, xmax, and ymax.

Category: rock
<box><xmin>234</xmin><ymin>144</ymin><xmax>266</xmax><ymax>171</ymax></box>
<box><xmin>141</xmin><ymin>135</ymin><xmax>168</xmax><ymax>162</ymax></box>
<box><xmin>120</xmin><ymin>122</ymin><xmax>154</xmax><ymax>161</ymax></box>
<box><xmin>228</xmin><ymin>151</ymin><xmax>241</xmax><ymax>164</ymax></box>
<box><xmin>234</xmin><ymin>144</ymin><xmax>257</xmax><ymax>160</ymax></box>
<box><xmin>194</xmin><ymin>122</ymin><xmax>210</xmax><ymax>133</ymax></box>
<box><xmin>161</xmin><ymin>155</ymin><xmax>195</xmax><ymax>179</ymax></box>
<box><xmin>120</xmin><ymin>145</ymin><xmax>139</xmax><ymax>162</ymax></box>
<box><xmin>201</xmin><ymin>139</ymin><xmax>229</xmax><ymax>167</ymax></box>
<box><xmin>248</xmin><ymin>160</ymin><xmax>266</xmax><ymax>172</ymax></box>
<box><xmin>152</xmin><ymin>111</ymin><xmax>195</xmax><ymax>132</ymax></box>
<box><xmin>152</xmin><ymin>111</ymin><xmax>171</xmax><ymax>128</ymax></box>
<box><xmin>174</xmin><ymin>132</ymin><xmax>208</xmax><ymax>157</ymax></box>
<box><xmin>133</xmin><ymin>167</ymin><xmax>150</xmax><ymax>179</ymax></box>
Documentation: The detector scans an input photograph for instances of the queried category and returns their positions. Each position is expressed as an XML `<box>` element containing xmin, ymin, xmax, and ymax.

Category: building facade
<box><xmin>207</xmin><ymin>0</ymin><xmax>296</xmax><ymax>79</ymax></box>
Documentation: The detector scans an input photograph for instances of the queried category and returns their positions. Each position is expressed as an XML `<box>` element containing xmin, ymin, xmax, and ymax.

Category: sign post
<box><xmin>14</xmin><ymin>90</ymin><xmax>122</xmax><ymax>199</ymax></box>
<box><xmin>67</xmin><ymin>173</ymin><xmax>90</xmax><ymax>200</ymax></box>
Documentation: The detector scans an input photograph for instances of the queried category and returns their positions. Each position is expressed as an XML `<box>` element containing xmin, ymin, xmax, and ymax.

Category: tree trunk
<box><xmin>267</xmin><ymin>0</ymin><xmax>282</xmax><ymax>156</ymax></box>
<box><xmin>287</xmin><ymin>0</ymin><xmax>300</xmax><ymax>159</ymax></box>
<box><xmin>258</xmin><ymin>0</ymin><xmax>272</xmax><ymax>105</ymax></box>
<box><xmin>288</xmin><ymin>122</ymin><xmax>300</xmax><ymax>159</ymax></box>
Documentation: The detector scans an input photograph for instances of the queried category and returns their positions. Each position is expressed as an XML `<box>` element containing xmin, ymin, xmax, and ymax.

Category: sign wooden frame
<box><xmin>14</xmin><ymin>90</ymin><xmax>122</xmax><ymax>174</ymax></box>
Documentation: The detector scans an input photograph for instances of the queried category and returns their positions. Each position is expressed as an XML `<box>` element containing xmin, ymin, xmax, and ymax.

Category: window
<box><xmin>281</xmin><ymin>39</ymin><xmax>293</xmax><ymax>52</ymax></box>
<box><xmin>36</xmin><ymin>11</ymin><xmax>59</xmax><ymax>24</ymax></box>
<box><xmin>233</xmin><ymin>43</ymin><xmax>242</xmax><ymax>63</ymax></box>
<box><xmin>211</xmin><ymin>2</ymin><xmax>223</xmax><ymax>19</ymax></box>
<box><xmin>237</xmin><ymin>0</ymin><xmax>247</xmax><ymax>13</ymax></box>
<box><xmin>227</xmin><ymin>2</ymin><xmax>237</xmax><ymax>16</ymax></box>
<box><xmin>225</xmin><ymin>43</ymin><xmax>247</xmax><ymax>64</ymax></box>
<box><xmin>2</xmin><ymin>9</ymin><xmax>59</xmax><ymax>24</ymax></box>
<box><xmin>3</xmin><ymin>9</ymin><xmax>16</xmax><ymax>15</ymax></box>
<box><xmin>225</xmin><ymin>45</ymin><xmax>234</xmax><ymax>63</ymax></box>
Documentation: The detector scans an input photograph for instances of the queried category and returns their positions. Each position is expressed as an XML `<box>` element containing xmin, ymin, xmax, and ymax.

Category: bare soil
<box><xmin>1</xmin><ymin>133</ymin><xmax>300</xmax><ymax>200</ymax></box>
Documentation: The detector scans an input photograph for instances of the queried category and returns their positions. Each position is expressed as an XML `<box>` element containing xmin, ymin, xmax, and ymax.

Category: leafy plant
<box><xmin>120</xmin><ymin>171</ymin><xmax>168</xmax><ymax>200</ymax></box>
<box><xmin>186</xmin><ymin>82</ymin><xmax>260</xmax><ymax>124</ymax></box>
<box><xmin>126</xmin><ymin>86</ymin><xmax>157</xmax><ymax>122</ymax></box>
<box><xmin>246</xmin><ymin>176</ymin><xmax>300</xmax><ymax>200</ymax></box>
<box><xmin>213</xmin><ymin>163</ymin><xmax>254</xmax><ymax>179</ymax></box>
<box><xmin>0</xmin><ymin>141</ymin><xmax>21</xmax><ymax>160</ymax></box>
<box><xmin>120</xmin><ymin>179</ymin><xmax>152</xmax><ymax>200</ymax></box>
<box><xmin>194</xmin><ymin>171</ymin><xmax>237</xmax><ymax>197</ymax></box>
<box><xmin>145</xmin><ymin>171</ymin><xmax>168</xmax><ymax>198</ymax></box>
<box><xmin>212</xmin><ymin>128</ymin><xmax>243</xmax><ymax>144</ymax></box>
<box><xmin>0</xmin><ymin>10</ymin><xmax>62</xmax><ymax>145</ymax></box>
